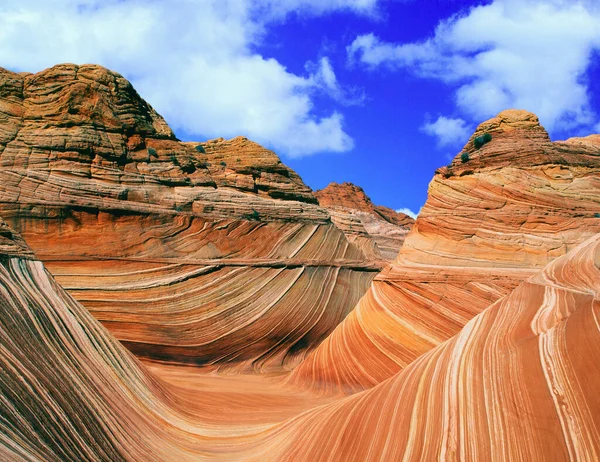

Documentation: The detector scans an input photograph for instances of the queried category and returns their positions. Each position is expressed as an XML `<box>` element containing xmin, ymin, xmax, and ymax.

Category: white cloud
<box><xmin>348</xmin><ymin>0</ymin><xmax>600</xmax><ymax>133</ymax></box>
<box><xmin>396</xmin><ymin>207</ymin><xmax>419</xmax><ymax>219</ymax></box>
<box><xmin>421</xmin><ymin>116</ymin><xmax>471</xmax><ymax>147</ymax></box>
<box><xmin>0</xmin><ymin>0</ymin><xmax>375</xmax><ymax>157</ymax></box>
<box><xmin>307</xmin><ymin>57</ymin><xmax>366</xmax><ymax>106</ymax></box>
<box><xmin>255</xmin><ymin>0</ymin><xmax>378</xmax><ymax>18</ymax></box>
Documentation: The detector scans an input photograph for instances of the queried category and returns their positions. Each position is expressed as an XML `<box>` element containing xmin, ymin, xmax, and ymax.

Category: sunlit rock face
<box><xmin>269</xmin><ymin>235</ymin><xmax>600</xmax><ymax>461</ymax></box>
<box><xmin>315</xmin><ymin>182</ymin><xmax>414</xmax><ymax>262</ymax></box>
<box><xmin>2</xmin><ymin>63</ymin><xmax>600</xmax><ymax>460</ymax></box>
<box><xmin>287</xmin><ymin>110</ymin><xmax>600</xmax><ymax>394</ymax></box>
<box><xmin>2</xmin><ymin>215</ymin><xmax>599</xmax><ymax>461</ymax></box>
<box><xmin>0</xmin><ymin>64</ymin><xmax>378</xmax><ymax>372</ymax></box>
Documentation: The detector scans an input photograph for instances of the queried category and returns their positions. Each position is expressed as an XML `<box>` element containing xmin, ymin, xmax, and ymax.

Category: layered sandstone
<box><xmin>2</xmin><ymin>215</ymin><xmax>599</xmax><ymax>461</ymax></box>
<box><xmin>269</xmin><ymin>235</ymin><xmax>600</xmax><ymax>461</ymax></box>
<box><xmin>288</xmin><ymin>109</ymin><xmax>600</xmax><ymax>393</ymax></box>
<box><xmin>315</xmin><ymin>182</ymin><xmax>414</xmax><ymax>261</ymax></box>
<box><xmin>2</xmin><ymin>64</ymin><xmax>600</xmax><ymax>460</ymax></box>
<box><xmin>0</xmin><ymin>64</ymin><xmax>377</xmax><ymax>372</ymax></box>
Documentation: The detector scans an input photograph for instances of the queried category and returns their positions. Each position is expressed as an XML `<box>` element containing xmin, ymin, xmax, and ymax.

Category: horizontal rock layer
<box><xmin>315</xmin><ymin>182</ymin><xmax>414</xmax><ymax>261</ymax></box>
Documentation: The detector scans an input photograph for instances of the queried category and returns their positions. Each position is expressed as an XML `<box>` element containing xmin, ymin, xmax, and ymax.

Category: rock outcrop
<box><xmin>0</xmin><ymin>64</ymin><xmax>378</xmax><ymax>372</ymax></box>
<box><xmin>2</xmin><ymin>65</ymin><xmax>600</xmax><ymax>461</ymax></box>
<box><xmin>2</xmin><ymin>213</ymin><xmax>599</xmax><ymax>461</ymax></box>
<box><xmin>269</xmin><ymin>234</ymin><xmax>600</xmax><ymax>461</ymax></box>
<box><xmin>315</xmin><ymin>182</ymin><xmax>414</xmax><ymax>261</ymax></box>
<box><xmin>288</xmin><ymin>109</ymin><xmax>600</xmax><ymax>393</ymax></box>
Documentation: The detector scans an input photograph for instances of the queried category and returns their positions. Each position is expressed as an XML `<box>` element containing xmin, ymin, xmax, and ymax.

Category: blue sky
<box><xmin>1</xmin><ymin>0</ymin><xmax>600</xmax><ymax>216</ymax></box>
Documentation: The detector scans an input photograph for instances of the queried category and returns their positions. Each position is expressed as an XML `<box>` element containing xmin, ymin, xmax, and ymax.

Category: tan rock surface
<box><xmin>2</xmin><ymin>215</ymin><xmax>599</xmax><ymax>461</ymax></box>
<box><xmin>269</xmin><ymin>234</ymin><xmax>600</xmax><ymax>461</ymax></box>
<box><xmin>288</xmin><ymin>110</ymin><xmax>600</xmax><ymax>393</ymax></box>
<box><xmin>315</xmin><ymin>182</ymin><xmax>414</xmax><ymax>261</ymax></box>
<box><xmin>0</xmin><ymin>64</ymin><xmax>377</xmax><ymax>372</ymax></box>
<box><xmin>2</xmin><ymin>65</ymin><xmax>600</xmax><ymax>460</ymax></box>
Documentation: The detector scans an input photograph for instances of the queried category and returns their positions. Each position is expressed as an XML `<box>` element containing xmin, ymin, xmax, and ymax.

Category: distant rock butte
<box><xmin>288</xmin><ymin>109</ymin><xmax>600</xmax><ymax>394</ymax></box>
<box><xmin>315</xmin><ymin>182</ymin><xmax>414</xmax><ymax>261</ymax></box>
<box><xmin>0</xmin><ymin>64</ymin><xmax>379</xmax><ymax>372</ymax></box>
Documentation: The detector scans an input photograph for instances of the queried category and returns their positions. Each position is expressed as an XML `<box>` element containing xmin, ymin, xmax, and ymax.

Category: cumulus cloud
<box><xmin>0</xmin><ymin>0</ymin><xmax>376</xmax><ymax>157</ymax></box>
<box><xmin>348</xmin><ymin>0</ymin><xmax>600</xmax><ymax>133</ymax></box>
<box><xmin>421</xmin><ymin>116</ymin><xmax>471</xmax><ymax>147</ymax></box>
<box><xmin>396</xmin><ymin>207</ymin><xmax>419</xmax><ymax>219</ymax></box>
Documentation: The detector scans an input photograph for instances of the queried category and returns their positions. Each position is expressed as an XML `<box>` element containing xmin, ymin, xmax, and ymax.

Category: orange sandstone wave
<box><xmin>288</xmin><ymin>110</ymin><xmax>600</xmax><ymax>394</ymax></box>
<box><xmin>0</xmin><ymin>64</ymin><xmax>377</xmax><ymax>372</ymax></box>
<box><xmin>266</xmin><ymin>234</ymin><xmax>600</xmax><ymax>461</ymax></box>
<box><xmin>2</xmin><ymin>212</ymin><xmax>599</xmax><ymax>460</ymax></box>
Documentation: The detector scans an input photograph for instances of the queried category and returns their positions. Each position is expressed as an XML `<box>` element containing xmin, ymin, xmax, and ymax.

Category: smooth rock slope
<box><xmin>268</xmin><ymin>234</ymin><xmax>600</xmax><ymax>461</ymax></box>
<box><xmin>2</xmin><ymin>215</ymin><xmax>599</xmax><ymax>461</ymax></box>
<box><xmin>288</xmin><ymin>110</ymin><xmax>600</xmax><ymax>393</ymax></box>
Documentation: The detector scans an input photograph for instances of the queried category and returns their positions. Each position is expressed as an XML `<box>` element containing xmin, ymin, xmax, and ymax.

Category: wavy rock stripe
<box><xmin>288</xmin><ymin>110</ymin><xmax>600</xmax><ymax>394</ymax></box>
<box><xmin>3</xmin><ymin>228</ymin><xmax>598</xmax><ymax>460</ymax></box>
<box><xmin>264</xmin><ymin>234</ymin><xmax>600</xmax><ymax>461</ymax></box>
<box><xmin>0</xmin><ymin>255</ymin><xmax>191</xmax><ymax>461</ymax></box>
<box><xmin>0</xmin><ymin>232</ymin><xmax>336</xmax><ymax>460</ymax></box>
<box><xmin>402</xmin><ymin>111</ymin><xmax>600</xmax><ymax>268</ymax></box>
<box><xmin>44</xmin><ymin>260</ymin><xmax>374</xmax><ymax>371</ymax></box>
<box><xmin>287</xmin><ymin>265</ymin><xmax>535</xmax><ymax>394</ymax></box>
<box><xmin>0</xmin><ymin>64</ymin><xmax>378</xmax><ymax>370</ymax></box>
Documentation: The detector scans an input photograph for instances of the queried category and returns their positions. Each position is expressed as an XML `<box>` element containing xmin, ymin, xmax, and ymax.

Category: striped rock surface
<box><xmin>266</xmin><ymin>234</ymin><xmax>600</xmax><ymax>461</ymax></box>
<box><xmin>288</xmin><ymin>110</ymin><xmax>600</xmax><ymax>393</ymax></box>
<box><xmin>0</xmin><ymin>64</ymin><xmax>378</xmax><ymax>372</ymax></box>
<box><xmin>2</xmin><ymin>215</ymin><xmax>599</xmax><ymax>461</ymax></box>
<box><xmin>315</xmin><ymin>182</ymin><xmax>414</xmax><ymax>261</ymax></box>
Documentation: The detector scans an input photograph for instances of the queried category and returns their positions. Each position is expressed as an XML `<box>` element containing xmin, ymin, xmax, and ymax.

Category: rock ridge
<box><xmin>0</xmin><ymin>63</ymin><xmax>376</xmax><ymax>371</ymax></box>
<box><xmin>315</xmin><ymin>182</ymin><xmax>414</xmax><ymax>261</ymax></box>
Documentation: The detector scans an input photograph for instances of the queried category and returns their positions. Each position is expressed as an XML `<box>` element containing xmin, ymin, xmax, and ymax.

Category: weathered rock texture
<box><xmin>0</xmin><ymin>64</ymin><xmax>378</xmax><ymax>372</ymax></box>
<box><xmin>288</xmin><ymin>110</ymin><xmax>600</xmax><ymax>394</ymax></box>
<box><xmin>2</xmin><ymin>215</ymin><xmax>599</xmax><ymax>461</ymax></box>
<box><xmin>315</xmin><ymin>182</ymin><xmax>414</xmax><ymax>261</ymax></box>
<box><xmin>268</xmin><ymin>234</ymin><xmax>600</xmax><ymax>461</ymax></box>
<box><xmin>2</xmin><ymin>65</ymin><xmax>600</xmax><ymax>460</ymax></box>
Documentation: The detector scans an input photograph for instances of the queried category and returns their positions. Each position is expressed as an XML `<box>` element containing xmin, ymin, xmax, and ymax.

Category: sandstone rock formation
<box><xmin>268</xmin><ymin>234</ymin><xmax>600</xmax><ymax>461</ymax></box>
<box><xmin>288</xmin><ymin>109</ymin><xmax>600</xmax><ymax>394</ymax></box>
<box><xmin>2</xmin><ymin>214</ymin><xmax>599</xmax><ymax>461</ymax></box>
<box><xmin>0</xmin><ymin>64</ymin><xmax>378</xmax><ymax>372</ymax></box>
<box><xmin>315</xmin><ymin>182</ymin><xmax>414</xmax><ymax>261</ymax></box>
<box><xmin>2</xmin><ymin>64</ymin><xmax>600</xmax><ymax>461</ymax></box>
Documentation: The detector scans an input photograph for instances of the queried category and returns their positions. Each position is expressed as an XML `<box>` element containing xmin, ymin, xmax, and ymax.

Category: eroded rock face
<box><xmin>3</xmin><ymin>215</ymin><xmax>599</xmax><ymax>461</ymax></box>
<box><xmin>315</xmin><ymin>182</ymin><xmax>414</xmax><ymax>261</ymax></box>
<box><xmin>288</xmin><ymin>110</ymin><xmax>600</xmax><ymax>394</ymax></box>
<box><xmin>271</xmin><ymin>235</ymin><xmax>600</xmax><ymax>461</ymax></box>
<box><xmin>0</xmin><ymin>64</ymin><xmax>377</xmax><ymax>372</ymax></box>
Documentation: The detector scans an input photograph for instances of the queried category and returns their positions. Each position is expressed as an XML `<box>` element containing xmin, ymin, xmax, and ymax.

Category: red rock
<box><xmin>1</xmin><ymin>64</ymin><xmax>599</xmax><ymax>460</ymax></box>
<box><xmin>0</xmin><ymin>64</ymin><xmax>378</xmax><ymax>372</ymax></box>
<box><xmin>288</xmin><ymin>110</ymin><xmax>600</xmax><ymax>394</ymax></box>
<box><xmin>2</xmin><ymin>214</ymin><xmax>599</xmax><ymax>461</ymax></box>
<box><xmin>315</xmin><ymin>182</ymin><xmax>414</xmax><ymax>261</ymax></box>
